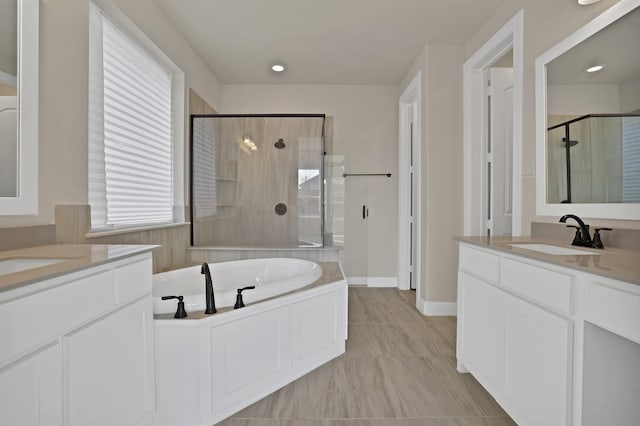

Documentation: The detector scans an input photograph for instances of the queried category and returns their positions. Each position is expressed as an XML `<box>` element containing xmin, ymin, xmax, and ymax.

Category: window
<box><xmin>89</xmin><ymin>3</ymin><xmax>175</xmax><ymax>230</ymax></box>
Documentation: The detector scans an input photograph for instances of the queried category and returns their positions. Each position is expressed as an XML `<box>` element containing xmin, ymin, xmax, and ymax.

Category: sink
<box><xmin>0</xmin><ymin>258</ymin><xmax>68</xmax><ymax>275</ymax></box>
<box><xmin>509</xmin><ymin>244</ymin><xmax>600</xmax><ymax>256</ymax></box>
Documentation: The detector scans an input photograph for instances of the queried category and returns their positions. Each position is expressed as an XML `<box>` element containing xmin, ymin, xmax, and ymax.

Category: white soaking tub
<box><xmin>152</xmin><ymin>257</ymin><xmax>323</xmax><ymax>314</ymax></box>
<box><xmin>153</xmin><ymin>259</ymin><xmax>347</xmax><ymax>426</ymax></box>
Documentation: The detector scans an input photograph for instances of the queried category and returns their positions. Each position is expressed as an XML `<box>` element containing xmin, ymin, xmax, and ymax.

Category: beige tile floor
<box><xmin>217</xmin><ymin>287</ymin><xmax>516</xmax><ymax>426</ymax></box>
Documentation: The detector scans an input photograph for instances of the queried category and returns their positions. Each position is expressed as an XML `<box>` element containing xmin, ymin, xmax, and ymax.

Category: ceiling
<box><xmin>547</xmin><ymin>5</ymin><xmax>640</xmax><ymax>85</ymax></box>
<box><xmin>153</xmin><ymin>0</ymin><xmax>507</xmax><ymax>85</ymax></box>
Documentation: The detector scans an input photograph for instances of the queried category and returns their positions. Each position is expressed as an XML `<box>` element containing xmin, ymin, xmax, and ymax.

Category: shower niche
<box><xmin>190</xmin><ymin>114</ymin><xmax>326</xmax><ymax>248</ymax></box>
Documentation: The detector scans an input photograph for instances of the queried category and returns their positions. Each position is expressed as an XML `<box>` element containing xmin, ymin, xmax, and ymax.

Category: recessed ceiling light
<box><xmin>271</xmin><ymin>64</ymin><xmax>285</xmax><ymax>72</ymax></box>
<box><xmin>586</xmin><ymin>65</ymin><xmax>604</xmax><ymax>73</ymax></box>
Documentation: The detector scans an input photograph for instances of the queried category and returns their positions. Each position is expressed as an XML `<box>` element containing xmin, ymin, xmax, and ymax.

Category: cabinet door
<box><xmin>458</xmin><ymin>271</ymin><xmax>505</xmax><ymax>395</ymax></box>
<box><xmin>0</xmin><ymin>344</ymin><xmax>62</xmax><ymax>426</ymax></box>
<box><xmin>64</xmin><ymin>298</ymin><xmax>155</xmax><ymax>426</ymax></box>
<box><xmin>210</xmin><ymin>306</ymin><xmax>290</xmax><ymax>415</ymax></box>
<box><xmin>291</xmin><ymin>288</ymin><xmax>346</xmax><ymax>376</ymax></box>
<box><xmin>504</xmin><ymin>296</ymin><xmax>571</xmax><ymax>426</ymax></box>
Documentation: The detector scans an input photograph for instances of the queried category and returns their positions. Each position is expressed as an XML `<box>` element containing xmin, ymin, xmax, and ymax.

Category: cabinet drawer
<box><xmin>114</xmin><ymin>258</ymin><xmax>152</xmax><ymax>305</ymax></box>
<box><xmin>501</xmin><ymin>257</ymin><xmax>573</xmax><ymax>315</ymax></box>
<box><xmin>586</xmin><ymin>282</ymin><xmax>640</xmax><ymax>345</ymax></box>
<box><xmin>459</xmin><ymin>244</ymin><xmax>500</xmax><ymax>284</ymax></box>
<box><xmin>0</xmin><ymin>271</ymin><xmax>115</xmax><ymax>365</ymax></box>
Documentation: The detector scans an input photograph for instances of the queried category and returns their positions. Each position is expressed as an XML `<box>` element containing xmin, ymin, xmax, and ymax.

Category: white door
<box><xmin>486</xmin><ymin>68</ymin><xmax>513</xmax><ymax>236</ymax></box>
<box><xmin>408</xmin><ymin>105</ymin><xmax>417</xmax><ymax>290</ymax></box>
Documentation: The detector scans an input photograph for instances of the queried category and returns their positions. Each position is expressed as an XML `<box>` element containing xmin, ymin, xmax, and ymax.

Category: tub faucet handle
<box><xmin>234</xmin><ymin>286</ymin><xmax>256</xmax><ymax>309</ymax></box>
<box><xmin>161</xmin><ymin>295</ymin><xmax>188</xmax><ymax>318</ymax></box>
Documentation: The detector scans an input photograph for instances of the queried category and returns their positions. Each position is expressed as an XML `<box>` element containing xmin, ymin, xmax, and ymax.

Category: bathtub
<box><xmin>153</xmin><ymin>259</ymin><xmax>347</xmax><ymax>426</ymax></box>
<box><xmin>152</xmin><ymin>257</ymin><xmax>323</xmax><ymax>314</ymax></box>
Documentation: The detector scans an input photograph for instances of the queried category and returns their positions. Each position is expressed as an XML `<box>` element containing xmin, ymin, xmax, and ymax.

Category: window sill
<box><xmin>86</xmin><ymin>222</ymin><xmax>190</xmax><ymax>239</ymax></box>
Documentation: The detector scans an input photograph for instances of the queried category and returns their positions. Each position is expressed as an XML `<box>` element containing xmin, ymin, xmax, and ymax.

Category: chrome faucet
<box><xmin>559</xmin><ymin>214</ymin><xmax>592</xmax><ymax>247</ymax></box>
<box><xmin>201</xmin><ymin>262</ymin><xmax>217</xmax><ymax>314</ymax></box>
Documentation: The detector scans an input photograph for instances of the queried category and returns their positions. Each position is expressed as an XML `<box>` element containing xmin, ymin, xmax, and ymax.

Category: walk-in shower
<box><xmin>546</xmin><ymin>113</ymin><xmax>640</xmax><ymax>204</ymax></box>
<box><xmin>190</xmin><ymin>114</ymin><xmax>326</xmax><ymax>248</ymax></box>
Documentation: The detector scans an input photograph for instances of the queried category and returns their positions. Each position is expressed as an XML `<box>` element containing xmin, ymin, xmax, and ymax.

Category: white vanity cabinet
<box><xmin>0</xmin><ymin>251</ymin><xmax>155</xmax><ymax>426</ymax></box>
<box><xmin>458</xmin><ymin>241</ymin><xmax>640</xmax><ymax>426</ymax></box>
<box><xmin>458</xmin><ymin>244</ymin><xmax>573</xmax><ymax>426</ymax></box>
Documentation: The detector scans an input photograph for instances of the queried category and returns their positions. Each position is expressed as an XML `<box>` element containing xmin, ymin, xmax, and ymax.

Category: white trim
<box><xmin>463</xmin><ymin>10</ymin><xmax>523</xmax><ymax>236</ymax></box>
<box><xmin>346</xmin><ymin>277</ymin><xmax>397</xmax><ymax>287</ymax></box>
<box><xmin>0</xmin><ymin>0</ymin><xmax>39</xmax><ymax>215</ymax></box>
<box><xmin>367</xmin><ymin>277</ymin><xmax>398</xmax><ymax>288</ymax></box>
<box><xmin>535</xmin><ymin>0</ymin><xmax>640</xmax><ymax>220</ymax></box>
<box><xmin>398</xmin><ymin>71</ymin><xmax>422</xmax><ymax>301</ymax></box>
<box><xmin>417</xmin><ymin>300</ymin><xmax>457</xmax><ymax>316</ymax></box>
<box><xmin>347</xmin><ymin>277</ymin><xmax>367</xmax><ymax>286</ymax></box>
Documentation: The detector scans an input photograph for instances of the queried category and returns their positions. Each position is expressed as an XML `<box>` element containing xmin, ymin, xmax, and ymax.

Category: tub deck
<box><xmin>153</xmin><ymin>261</ymin><xmax>343</xmax><ymax>320</ymax></box>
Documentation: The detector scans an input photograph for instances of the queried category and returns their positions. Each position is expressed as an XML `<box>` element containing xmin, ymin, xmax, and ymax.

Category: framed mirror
<box><xmin>535</xmin><ymin>0</ymin><xmax>640</xmax><ymax>220</ymax></box>
<box><xmin>0</xmin><ymin>0</ymin><xmax>38</xmax><ymax>215</ymax></box>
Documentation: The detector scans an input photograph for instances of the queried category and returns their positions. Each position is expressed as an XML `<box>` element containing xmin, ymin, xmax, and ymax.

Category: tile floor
<box><xmin>217</xmin><ymin>287</ymin><xmax>516</xmax><ymax>426</ymax></box>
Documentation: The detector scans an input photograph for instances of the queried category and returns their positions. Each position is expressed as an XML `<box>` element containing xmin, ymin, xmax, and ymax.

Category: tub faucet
<box><xmin>201</xmin><ymin>262</ymin><xmax>217</xmax><ymax>314</ymax></box>
<box><xmin>559</xmin><ymin>214</ymin><xmax>592</xmax><ymax>247</ymax></box>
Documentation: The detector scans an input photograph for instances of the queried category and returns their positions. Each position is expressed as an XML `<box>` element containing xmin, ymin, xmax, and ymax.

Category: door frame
<box><xmin>398</xmin><ymin>71</ymin><xmax>422</xmax><ymax>304</ymax></box>
<box><xmin>463</xmin><ymin>10</ymin><xmax>523</xmax><ymax>236</ymax></box>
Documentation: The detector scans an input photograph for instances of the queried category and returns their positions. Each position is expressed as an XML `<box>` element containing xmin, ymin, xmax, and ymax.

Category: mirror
<box><xmin>536</xmin><ymin>0</ymin><xmax>640</xmax><ymax>220</ymax></box>
<box><xmin>0</xmin><ymin>0</ymin><xmax>18</xmax><ymax>197</ymax></box>
<box><xmin>0</xmin><ymin>0</ymin><xmax>38</xmax><ymax>215</ymax></box>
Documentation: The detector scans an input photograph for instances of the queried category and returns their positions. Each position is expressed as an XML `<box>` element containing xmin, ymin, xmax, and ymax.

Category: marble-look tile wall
<box><xmin>547</xmin><ymin>115</ymin><xmax>623</xmax><ymax>203</ymax></box>
<box><xmin>55</xmin><ymin>204</ymin><xmax>190</xmax><ymax>273</ymax></box>
<box><xmin>192</xmin><ymin>116</ymin><xmax>325</xmax><ymax>247</ymax></box>
<box><xmin>188</xmin><ymin>246</ymin><xmax>341</xmax><ymax>264</ymax></box>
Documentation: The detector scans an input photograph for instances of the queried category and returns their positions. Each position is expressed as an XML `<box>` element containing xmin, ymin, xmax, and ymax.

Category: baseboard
<box><xmin>347</xmin><ymin>276</ymin><xmax>367</xmax><ymax>286</ymax></box>
<box><xmin>367</xmin><ymin>277</ymin><xmax>397</xmax><ymax>288</ymax></box>
<box><xmin>346</xmin><ymin>277</ymin><xmax>397</xmax><ymax>287</ymax></box>
<box><xmin>418</xmin><ymin>300</ymin><xmax>457</xmax><ymax>316</ymax></box>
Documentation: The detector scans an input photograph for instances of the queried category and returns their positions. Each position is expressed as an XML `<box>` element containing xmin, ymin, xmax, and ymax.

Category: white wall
<box><xmin>399</xmin><ymin>44</ymin><xmax>465</xmax><ymax>304</ymax></box>
<box><xmin>0</xmin><ymin>0</ymin><xmax>221</xmax><ymax>227</ymax></box>
<box><xmin>619</xmin><ymin>75</ymin><xmax>640</xmax><ymax>112</ymax></box>
<box><xmin>547</xmin><ymin>84</ymin><xmax>621</xmax><ymax>115</ymax></box>
<box><xmin>221</xmin><ymin>85</ymin><xmax>399</xmax><ymax>280</ymax></box>
<box><xmin>465</xmin><ymin>0</ymin><xmax>640</xmax><ymax>231</ymax></box>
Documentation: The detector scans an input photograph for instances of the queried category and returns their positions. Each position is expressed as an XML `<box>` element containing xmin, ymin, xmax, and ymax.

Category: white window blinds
<box><xmin>192</xmin><ymin>118</ymin><xmax>217</xmax><ymax>218</ymax></box>
<box><xmin>622</xmin><ymin>116</ymin><xmax>640</xmax><ymax>203</ymax></box>
<box><xmin>89</xmin><ymin>4</ymin><xmax>173</xmax><ymax>230</ymax></box>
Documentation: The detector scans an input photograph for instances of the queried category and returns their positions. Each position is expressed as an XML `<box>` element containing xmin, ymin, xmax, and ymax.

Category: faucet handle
<box><xmin>592</xmin><ymin>228</ymin><xmax>612</xmax><ymax>249</ymax></box>
<box><xmin>161</xmin><ymin>295</ymin><xmax>188</xmax><ymax>318</ymax></box>
<box><xmin>234</xmin><ymin>286</ymin><xmax>256</xmax><ymax>309</ymax></box>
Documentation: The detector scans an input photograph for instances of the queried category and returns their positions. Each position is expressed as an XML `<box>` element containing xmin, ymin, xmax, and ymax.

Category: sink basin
<box><xmin>0</xmin><ymin>258</ymin><xmax>67</xmax><ymax>275</ymax></box>
<box><xmin>510</xmin><ymin>244</ymin><xmax>600</xmax><ymax>256</ymax></box>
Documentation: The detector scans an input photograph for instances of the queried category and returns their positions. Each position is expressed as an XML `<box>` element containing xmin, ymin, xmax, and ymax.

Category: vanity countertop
<box><xmin>457</xmin><ymin>236</ymin><xmax>640</xmax><ymax>286</ymax></box>
<box><xmin>0</xmin><ymin>244</ymin><xmax>157</xmax><ymax>293</ymax></box>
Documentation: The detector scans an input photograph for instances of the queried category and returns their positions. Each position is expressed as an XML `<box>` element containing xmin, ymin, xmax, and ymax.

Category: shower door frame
<box><xmin>189</xmin><ymin>113</ymin><xmax>327</xmax><ymax>248</ymax></box>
